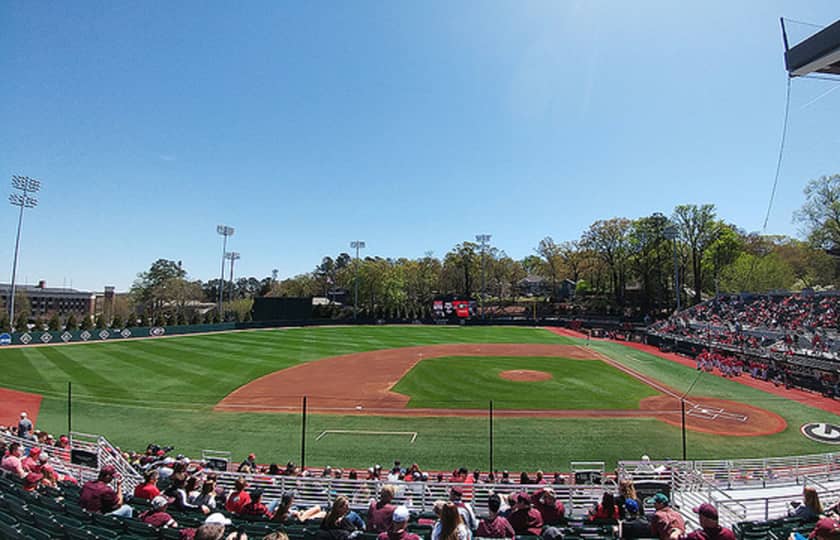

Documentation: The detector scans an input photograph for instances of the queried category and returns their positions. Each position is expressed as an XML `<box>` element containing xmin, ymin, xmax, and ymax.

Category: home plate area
<box><xmin>686</xmin><ymin>402</ymin><xmax>748</xmax><ymax>423</ymax></box>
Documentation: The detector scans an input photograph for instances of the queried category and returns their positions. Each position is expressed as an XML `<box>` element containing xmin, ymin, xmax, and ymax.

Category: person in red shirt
<box><xmin>21</xmin><ymin>446</ymin><xmax>42</xmax><ymax>473</ymax></box>
<box><xmin>685</xmin><ymin>503</ymin><xmax>735</xmax><ymax>540</ymax></box>
<box><xmin>533</xmin><ymin>487</ymin><xmax>565</xmax><ymax>526</ymax></box>
<box><xmin>224</xmin><ymin>478</ymin><xmax>251</xmax><ymax>514</ymax></box>
<box><xmin>134</xmin><ymin>469</ymin><xmax>161</xmax><ymax>500</ymax></box>
<box><xmin>367</xmin><ymin>485</ymin><xmax>396</xmax><ymax>532</ymax></box>
<box><xmin>507</xmin><ymin>492</ymin><xmax>543</xmax><ymax>536</ymax></box>
<box><xmin>79</xmin><ymin>465</ymin><xmax>133</xmax><ymax>518</ymax></box>
<box><xmin>589</xmin><ymin>492</ymin><xmax>619</xmax><ymax>522</ymax></box>
<box><xmin>139</xmin><ymin>496</ymin><xmax>178</xmax><ymax>528</ymax></box>
<box><xmin>476</xmin><ymin>493</ymin><xmax>515</xmax><ymax>538</ymax></box>
<box><xmin>240</xmin><ymin>489</ymin><xmax>272</xmax><ymax>519</ymax></box>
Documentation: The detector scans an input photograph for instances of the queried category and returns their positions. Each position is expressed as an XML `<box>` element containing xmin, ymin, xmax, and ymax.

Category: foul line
<box><xmin>315</xmin><ymin>430</ymin><xmax>418</xmax><ymax>443</ymax></box>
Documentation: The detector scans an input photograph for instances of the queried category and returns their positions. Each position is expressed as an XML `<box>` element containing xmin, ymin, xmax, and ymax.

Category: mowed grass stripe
<box><xmin>34</xmin><ymin>346</ymin><xmax>136</xmax><ymax>400</ymax></box>
<box><xmin>392</xmin><ymin>356</ymin><xmax>659</xmax><ymax>410</ymax></box>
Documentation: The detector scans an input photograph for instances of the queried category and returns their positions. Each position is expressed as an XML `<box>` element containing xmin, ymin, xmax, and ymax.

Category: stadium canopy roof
<box><xmin>784</xmin><ymin>18</ymin><xmax>840</xmax><ymax>77</ymax></box>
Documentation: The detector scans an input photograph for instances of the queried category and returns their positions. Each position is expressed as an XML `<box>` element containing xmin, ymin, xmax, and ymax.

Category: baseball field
<box><xmin>0</xmin><ymin>325</ymin><xmax>838</xmax><ymax>470</ymax></box>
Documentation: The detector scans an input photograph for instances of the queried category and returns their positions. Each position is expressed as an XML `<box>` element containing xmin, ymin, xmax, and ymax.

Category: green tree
<box><xmin>48</xmin><ymin>313</ymin><xmax>61</xmax><ymax>331</ymax></box>
<box><xmin>0</xmin><ymin>314</ymin><xmax>10</xmax><ymax>333</ymax></box>
<box><xmin>628</xmin><ymin>213</ymin><xmax>670</xmax><ymax>311</ymax></box>
<box><xmin>719</xmin><ymin>253</ymin><xmax>795</xmax><ymax>293</ymax></box>
<box><xmin>139</xmin><ymin>314</ymin><xmax>150</xmax><ymax>327</ymax></box>
<box><xmin>13</xmin><ymin>290</ymin><xmax>31</xmax><ymax>321</ymax></box>
<box><xmin>794</xmin><ymin>174</ymin><xmax>840</xmax><ymax>251</ymax></box>
<box><xmin>130</xmin><ymin>259</ymin><xmax>188</xmax><ymax>317</ymax></box>
<box><xmin>15</xmin><ymin>313</ymin><xmax>28</xmax><ymax>332</ymax></box>
<box><xmin>190</xmin><ymin>312</ymin><xmax>201</xmax><ymax>325</ymax></box>
<box><xmin>672</xmin><ymin>204</ymin><xmax>720</xmax><ymax>304</ymax></box>
<box><xmin>65</xmin><ymin>314</ymin><xmax>78</xmax><ymax>331</ymax></box>
<box><xmin>95</xmin><ymin>314</ymin><xmax>106</xmax><ymax>329</ymax></box>
<box><xmin>79</xmin><ymin>315</ymin><xmax>93</xmax><ymax>331</ymax></box>
<box><xmin>441</xmin><ymin>242</ymin><xmax>479</xmax><ymax>298</ymax></box>
<box><xmin>580</xmin><ymin>217</ymin><xmax>632</xmax><ymax>304</ymax></box>
<box><xmin>111</xmin><ymin>314</ymin><xmax>124</xmax><ymax>328</ymax></box>
<box><xmin>536</xmin><ymin>237</ymin><xmax>562</xmax><ymax>299</ymax></box>
<box><xmin>33</xmin><ymin>316</ymin><xmax>45</xmax><ymax>331</ymax></box>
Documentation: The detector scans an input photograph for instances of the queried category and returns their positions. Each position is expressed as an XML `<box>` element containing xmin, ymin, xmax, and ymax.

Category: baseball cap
<box><xmin>28</xmin><ymin>447</ymin><xmax>41</xmax><ymax>456</ymax></box>
<box><xmin>392</xmin><ymin>505</ymin><xmax>410</xmax><ymax>523</ymax></box>
<box><xmin>100</xmin><ymin>465</ymin><xmax>117</xmax><ymax>476</ymax></box>
<box><xmin>645</xmin><ymin>493</ymin><xmax>669</xmax><ymax>505</ymax></box>
<box><xmin>693</xmin><ymin>503</ymin><xmax>718</xmax><ymax>520</ymax></box>
<box><xmin>151</xmin><ymin>496</ymin><xmax>168</xmax><ymax>509</ymax></box>
<box><xmin>248</xmin><ymin>453</ymin><xmax>256</xmax><ymax>459</ymax></box>
<box><xmin>625</xmin><ymin>499</ymin><xmax>639</xmax><ymax>514</ymax></box>
<box><xmin>205</xmin><ymin>512</ymin><xmax>233</xmax><ymax>526</ymax></box>
<box><xmin>516</xmin><ymin>492</ymin><xmax>532</xmax><ymax>505</ymax></box>
<box><xmin>810</xmin><ymin>517</ymin><xmax>840</xmax><ymax>539</ymax></box>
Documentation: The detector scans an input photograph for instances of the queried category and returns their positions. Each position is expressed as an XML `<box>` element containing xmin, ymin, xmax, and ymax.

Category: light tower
<box><xmin>663</xmin><ymin>224</ymin><xmax>680</xmax><ymax>311</ymax></box>
<box><xmin>350</xmin><ymin>240</ymin><xmax>366</xmax><ymax>320</ymax></box>
<box><xmin>225</xmin><ymin>251</ymin><xmax>241</xmax><ymax>305</ymax></box>
<box><xmin>216</xmin><ymin>225</ymin><xmax>235</xmax><ymax>316</ymax></box>
<box><xmin>475</xmin><ymin>234</ymin><xmax>491</xmax><ymax>319</ymax></box>
<box><xmin>8</xmin><ymin>176</ymin><xmax>41</xmax><ymax>328</ymax></box>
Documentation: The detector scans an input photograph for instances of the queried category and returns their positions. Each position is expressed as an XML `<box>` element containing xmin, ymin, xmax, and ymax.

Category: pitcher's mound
<box><xmin>500</xmin><ymin>369</ymin><xmax>552</xmax><ymax>382</ymax></box>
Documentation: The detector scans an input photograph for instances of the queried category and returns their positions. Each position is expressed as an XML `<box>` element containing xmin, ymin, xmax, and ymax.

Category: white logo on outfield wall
<box><xmin>80</xmin><ymin>331</ymin><xmax>91</xmax><ymax>341</ymax></box>
<box><xmin>20</xmin><ymin>333</ymin><xmax>31</xmax><ymax>345</ymax></box>
<box><xmin>0</xmin><ymin>333</ymin><xmax>10</xmax><ymax>346</ymax></box>
<box><xmin>121</xmin><ymin>329</ymin><xmax>131</xmax><ymax>338</ymax></box>
<box><xmin>40</xmin><ymin>333</ymin><xmax>52</xmax><ymax>343</ymax></box>
<box><xmin>99</xmin><ymin>330</ymin><xmax>109</xmax><ymax>340</ymax></box>
<box><xmin>61</xmin><ymin>332</ymin><xmax>72</xmax><ymax>343</ymax></box>
<box><xmin>150</xmin><ymin>327</ymin><xmax>166</xmax><ymax>337</ymax></box>
<box><xmin>801</xmin><ymin>423</ymin><xmax>840</xmax><ymax>444</ymax></box>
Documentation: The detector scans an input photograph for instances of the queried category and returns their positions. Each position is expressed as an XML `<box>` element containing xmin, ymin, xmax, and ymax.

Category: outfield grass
<box><xmin>1</xmin><ymin>326</ymin><xmax>839</xmax><ymax>470</ymax></box>
<box><xmin>392</xmin><ymin>356</ymin><xmax>658</xmax><ymax>409</ymax></box>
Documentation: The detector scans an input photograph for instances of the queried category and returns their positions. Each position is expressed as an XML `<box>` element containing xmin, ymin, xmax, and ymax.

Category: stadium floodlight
<box><xmin>475</xmin><ymin>234</ymin><xmax>492</xmax><ymax>319</ymax></box>
<box><xmin>663</xmin><ymin>225</ymin><xmax>680</xmax><ymax>311</ymax></box>
<box><xmin>216</xmin><ymin>225</ymin><xmax>235</xmax><ymax>316</ymax></box>
<box><xmin>225</xmin><ymin>251</ymin><xmax>241</xmax><ymax>305</ymax></box>
<box><xmin>350</xmin><ymin>241</ymin><xmax>366</xmax><ymax>320</ymax></box>
<box><xmin>783</xmin><ymin>18</ymin><xmax>840</xmax><ymax>77</ymax></box>
<box><xmin>8</xmin><ymin>176</ymin><xmax>42</xmax><ymax>328</ymax></box>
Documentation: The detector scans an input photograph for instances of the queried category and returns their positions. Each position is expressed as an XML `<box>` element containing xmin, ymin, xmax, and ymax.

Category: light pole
<box><xmin>680</xmin><ymin>370</ymin><xmax>703</xmax><ymax>461</ymax></box>
<box><xmin>350</xmin><ymin>241</ymin><xmax>365</xmax><ymax>320</ymax></box>
<box><xmin>664</xmin><ymin>225</ymin><xmax>680</xmax><ymax>312</ymax></box>
<box><xmin>476</xmin><ymin>234</ymin><xmax>491</xmax><ymax>319</ymax></box>
<box><xmin>216</xmin><ymin>225</ymin><xmax>235</xmax><ymax>316</ymax></box>
<box><xmin>225</xmin><ymin>252</ymin><xmax>240</xmax><ymax>306</ymax></box>
<box><xmin>8</xmin><ymin>176</ymin><xmax>41</xmax><ymax>328</ymax></box>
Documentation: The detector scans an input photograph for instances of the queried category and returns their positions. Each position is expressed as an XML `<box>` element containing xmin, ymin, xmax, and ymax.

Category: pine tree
<box><xmin>140</xmin><ymin>314</ymin><xmax>150</xmax><ymax>327</ymax></box>
<box><xmin>111</xmin><ymin>314</ymin><xmax>123</xmax><ymax>328</ymax></box>
<box><xmin>15</xmin><ymin>313</ymin><xmax>28</xmax><ymax>332</ymax></box>
<box><xmin>48</xmin><ymin>313</ymin><xmax>61</xmax><ymax>331</ymax></box>
<box><xmin>80</xmin><ymin>315</ymin><xmax>93</xmax><ymax>331</ymax></box>
<box><xmin>0</xmin><ymin>314</ymin><xmax>10</xmax><ymax>333</ymax></box>
<box><xmin>95</xmin><ymin>315</ymin><xmax>106</xmax><ymax>329</ymax></box>
<box><xmin>190</xmin><ymin>312</ymin><xmax>201</xmax><ymax>325</ymax></box>
<box><xmin>65</xmin><ymin>314</ymin><xmax>78</xmax><ymax>331</ymax></box>
<box><xmin>154</xmin><ymin>315</ymin><xmax>166</xmax><ymax>327</ymax></box>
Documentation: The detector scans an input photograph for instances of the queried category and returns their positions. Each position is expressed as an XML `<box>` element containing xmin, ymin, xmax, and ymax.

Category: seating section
<box><xmin>732</xmin><ymin>516</ymin><xmax>812</xmax><ymax>540</ymax></box>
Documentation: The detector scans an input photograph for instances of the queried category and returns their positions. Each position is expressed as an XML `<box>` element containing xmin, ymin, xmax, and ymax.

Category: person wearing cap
<box><xmin>619</xmin><ymin>499</ymin><xmax>651</xmax><ymax>540</ymax></box>
<box><xmin>139</xmin><ymin>495</ymin><xmax>178</xmax><ymax>528</ymax></box>
<box><xmin>379</xmin><ymin>505</ymin><xmax>419</xmax><ymax>540</ymax></box>
<box><xmin>647</xmin><ymin>493</ymin><xmax>684</xmax><ymax>540</ymax></box>
<box><xmin>79</xmin><ymin>465</ymin><xmax>133</xmax><ymax>518</ymax></box>
<box><xmin>367</xmin><ymin>484</ymin><xmax>397</xmax><ymax>532</ymax></box>
<box><xmin>18</xmin><ymin>412</ymin><xmax>33</xmax><ymax>440</ymax></box>
<box><xmin>533</xmin><ymin>487</ymin><xmax>566</xmax><ymax>525</ymax></box>
<box><xmin>449</xmin><ymin>485</ymin><xmax>477</xmax><ymax>531</ymax></box>
<box><xmin>686</xmin><ymin>503</ymin><xmax>735</xmax><ymax>540</ymax></box>
<box><xmin>238</xmin><ymin>452</ymin><xmax>257</xmax><ymax>473</ymax></box>
<box><xmin>134</xmin><ymin>469</ymin><xmax>161</xmax><ymax>500</ymax></box>
<box><xmin>476</xmin><ymin>493</ymin><xmax>515</xmax><ymax>538</ymax></box>
<box><xmin>507</xmin><ymin>492</ymin><xmax>544</xmax><ymax>536</ymax></box>
<box><xmin>1</xmin><ymin>442</ymin><xmax>25</xmax><ymax>478</ymax></box>
<box><xmin>21</xmin><ymin>446</ymin><xmax>42</xmax><ymax>473</ymax></box>
<box><xmin>797</xmin><ymin>517</ymin><xmax>840</xmax><ymax>540</ymax></box>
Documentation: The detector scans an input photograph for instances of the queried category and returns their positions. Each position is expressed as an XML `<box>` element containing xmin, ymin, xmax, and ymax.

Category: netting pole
<box><xmin>489</xmin><ymin>400</ymin><xmax>494</xmax><ymax>474</ymax></box>
<box><xmin>681</xmin><ymin>398</ymin><xmax>687</xmax><ymax>461</ymax></box>
<box><xmin>67</xmin><ymin>381</ymin><xmax>72</xmax><ymax>433</ymax></box>
<box><xmin>301</xmin><ymin>396</ymin><xmax>307</xmax><ymax>469</ymax></box>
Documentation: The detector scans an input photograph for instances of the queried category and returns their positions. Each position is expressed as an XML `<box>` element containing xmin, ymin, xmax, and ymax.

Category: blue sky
<box><xmin>1</xmin><ymin>1</ymin><xmax>838</xmax><ymax>291</ymax></box>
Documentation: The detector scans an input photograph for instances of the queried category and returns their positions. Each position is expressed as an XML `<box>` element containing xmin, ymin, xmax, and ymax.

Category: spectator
<box><xmin>790</xmin><ymin>487</ymin><xmax>823</xmax><ymax>522</ymax></box>
<box><xmin>616</xmin><ymin>479</ymin><xmax>641</xmax><ymax>520</ymax></box>
<box><xmin>21</xmin><ymin>446</ymin><xmax>41</xmax><ymax>472</ymax></box>
<box><xmin>589</xmin><ymin>491</ymin><xmax>619</xmax><ymax>522</ymax></box>
<box><xmin>367</xmin><ymin>484</ymin><xmax>397</xmax><ymax>532</ymax></box>
<box><xmin>270</xmin><ymin>491</ymin><xmax>324</xmax><ymax>524</ymax></box>
<box><xmin>533</xmin><ymin>487</ymin><xmax>565</xmax><ymax>525</ymax></box>
<box><xmin>476</xmin><ymin>493</ymin><xmax>515</xmax><ymax>538</ymax></box>
<box><xmin>320</xmin><ymin>495</ymin><xmax>365</xmax><ymax>537</ymax></box>
<box><xmin>449</xmin><ymin>486</ymin><xmax>477</xmax><ymax>531</ymax></box>
<box><xmin>1</xmin><ymin>442</ymin><xmax>25</xmax><ymax>478</ymax></box>
<box><xmin>686</xmin><ymin>503</ymin><xmax>735</xmax><ymax>540</ymax></box>
<box><xmin>379</xmin><ymin>505</ymin><xmax>420</xmax><ymax>540</ymax></box>
<box><xmin>240</xmin><ymin>489</ymin><xmax>272</xmax><ymax>519</ymax></box>
<box><xmin>647</xmin><ymin>493</ymin><xmax>684</xmax><ymax>540</ymax></box>
<box><xmin>139</xmin><ymin>495</ymin><xmax>178</xmax><ymax>528</ymax></box>
<box><xmin>134</xmin><ymin>469</ymin><xmax>161</xmax><ymax>500</ymax></box>
<box><xmin>79</xmin><ymin>465</ymin><xmax>133</xmax><ymax>518</ymax></box>
<box><xmin>795</xmin><ymin>517</ymin><xmax>840</xmax><ymax>540</ymax></box>
<box><xmin>239</xmin><ymin>453</ymin><xmax>257</xmax><ymax>473</ymax></box>
<box><xmin>225</xmin><ymin>478</ymin><xmax>251</xmax><ymax>514</ymax></box>
<box><xmin>23</xmin><ymin>472</ymin><xmax>43</xmax><ymax>493</ymax></box>
<box><xmin>432</xmin><ymin>502</ymin><xmax>469</xmax><ymax>540</ymax></box>
<box><xmin>192</xmin><ymin>475</ymin><xmax>219</xmax><ymax>511</ymax></box>
<box><xmin>18</xmin><ymin>412</ymin><xmax>33</xmax><ymax>440</ymax></box>
<box><xmin>619</xmin><ymin>499</ymin><xmax>650</xmax><ymax>540</ymax></box>
<box><xmin>507</xmin><ymin>492</ymin><xmax>543</xmax><ymax>536</ymax></box>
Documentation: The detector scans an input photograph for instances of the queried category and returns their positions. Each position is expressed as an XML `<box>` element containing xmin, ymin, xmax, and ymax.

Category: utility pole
<box><xmin>216</xmin><ymin>225</ymin><xmax>235</xmax><ymax>316</ymax></box>
<box><xmin>350</xmin><ymin>241</ymin><xmax>365</xmax><ymax>320</ymax></box>
<box><xmin>225</xmin><ymin>252</ymin><xmax>240</xmax><ymax>305</ymax></box>
<box><xmin>8</xmin><ymin>176</ymin><xmax>41</xmax><ymax>327</ymax></box>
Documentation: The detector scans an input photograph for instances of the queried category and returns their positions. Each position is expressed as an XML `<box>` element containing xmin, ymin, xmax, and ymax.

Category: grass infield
<box><xmin>0</xmin><ymin>326</ymin><xmax>838</xmax><ymax>469</ymax></box>
<box><xmin>392</xmin><ymin>356</ymin><xmax>658</xmax><ymax>409</ymax></box>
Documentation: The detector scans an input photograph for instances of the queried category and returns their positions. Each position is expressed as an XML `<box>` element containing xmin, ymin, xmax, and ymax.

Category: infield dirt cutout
<box><xmin>215</xmin><ymin>343</ymin><xmax>785</xmax><ymax>436</ymax></box>
<box><xmin>500</xmin><ymin>369</ymin><xmax>552</xmax><ymax>382</ymax></box>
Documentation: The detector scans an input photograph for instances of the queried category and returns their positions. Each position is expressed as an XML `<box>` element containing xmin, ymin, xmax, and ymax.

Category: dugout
<box><xmin>251</xmin><ymin>297</ymin><xmax>312</xmax><ymax>322</ymax></box>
